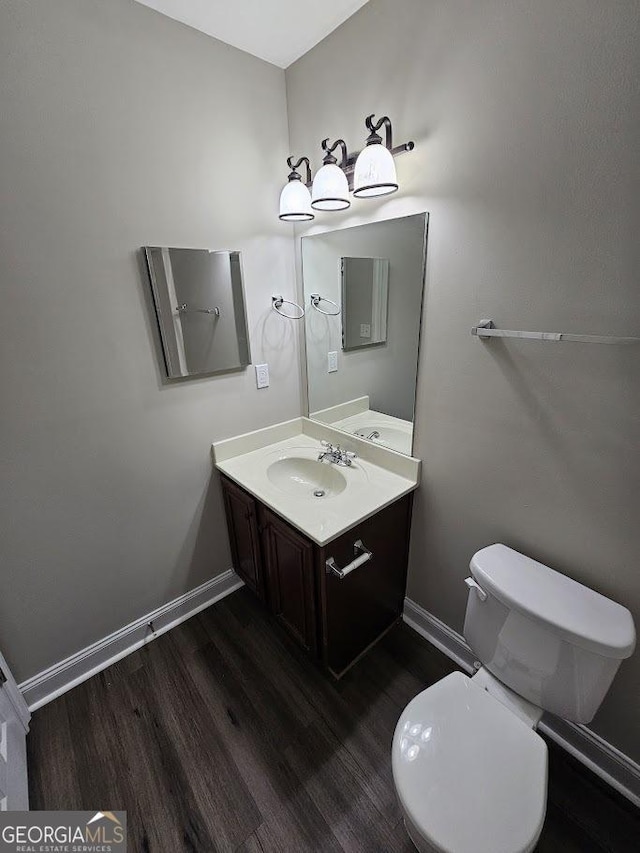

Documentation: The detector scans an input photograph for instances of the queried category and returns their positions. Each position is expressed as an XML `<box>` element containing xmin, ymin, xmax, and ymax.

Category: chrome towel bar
<box><xmin>176</xmin><ymin>303</ymin><xmax>220</xmax><ymax>316</ymax></box>
<box><xmin>472</xmin><ymin>319</ymin><xmax>640</xmax><ymax>345</ymax></box>
<box><xmin>326</xmin><ymin>539</ymin><xmax>373</xmax><ymax>579</ymax></box>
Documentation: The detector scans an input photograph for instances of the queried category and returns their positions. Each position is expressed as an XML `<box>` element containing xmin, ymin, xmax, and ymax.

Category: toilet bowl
<box><xmin>392</xmin><ymin>544</ymin><xmax>636</xmax><ymax>853</ymax></box>
<box><xmin>393</xmin><ymin>671</ymin><xmax>547</xmax><ymax>853</ymax></box>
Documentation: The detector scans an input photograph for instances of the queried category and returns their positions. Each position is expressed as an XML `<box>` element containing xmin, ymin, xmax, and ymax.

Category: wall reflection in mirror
<box><xmin>302</xmin><ymin>213</ymin><xmax>428</xmax><ymax>456</ymax></box>
<box><xmin>144</xmin><ymin>247</ymin><xmax>251</xmax><ymax>379</ymax></box>
<box><xmin>341</xmin><ymin>257</ymin><xmax>389</xmax><ymax>351</ymax></box>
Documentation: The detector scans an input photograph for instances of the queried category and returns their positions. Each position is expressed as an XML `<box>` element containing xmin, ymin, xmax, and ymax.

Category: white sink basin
<box><xmin>213</xmin><ymin>427</ymin><xmax>420</xmax><ymax>545</ymax></box>
<box><xmin>267</xmin><ymin>456</ymin><xmax>349</xmax><ymax>498</ymax></box>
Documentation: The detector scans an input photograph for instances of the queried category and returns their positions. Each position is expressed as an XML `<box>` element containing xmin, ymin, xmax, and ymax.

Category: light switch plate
<box><xmin>360</xmin><ymin>323</ymin><xmax>371</xmax><ymax>338</ymax></box>
<box><xmin>255</xmin><ymin>363</ymin><xmax>269</xmax><ymax>389</ymax></box>
<box><xmin>327</xmin><ymin>351</ymin><xmax>338</xmax><ymax>373</ymax></box>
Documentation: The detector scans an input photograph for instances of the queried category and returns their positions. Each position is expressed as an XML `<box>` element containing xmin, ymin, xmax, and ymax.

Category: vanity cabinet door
<box><xmin>260</xmin><ymin>508</ymin><xmax>317</xmax><ymax>655</ymax></box>
<box><xmin>220</xmin><ymin>476</ymin><xmax>265</xmax><ymax>601</ymax></box>
<box><xmin>318</xmin><ymin>494</ymin><xmax>413</xmax><ymax>678</ymax></box>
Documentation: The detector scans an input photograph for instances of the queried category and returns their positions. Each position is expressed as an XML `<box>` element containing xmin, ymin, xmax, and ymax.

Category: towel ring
<box><xmin>310</xmin><ymin>293</ymin><xmax>340</xmax><ymax>316</ymax></box>
<box><xmin>272</xmin><ymin>295</ymin><xmax>305</xmax><ymax>320</ymax></box>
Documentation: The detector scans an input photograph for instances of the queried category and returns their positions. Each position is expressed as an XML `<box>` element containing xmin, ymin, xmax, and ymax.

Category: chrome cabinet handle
<box><xmin>326</xmin><ymin>540</ymin><xmax>373</xmax><ymax>579</ymax></box>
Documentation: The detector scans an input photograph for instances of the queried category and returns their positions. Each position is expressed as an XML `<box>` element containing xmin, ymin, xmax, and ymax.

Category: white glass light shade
<box><xmin>279</xmin><ymin>179</ymin><xmax>314</xmax><ymax>221</ymax></box>
<box><xmin>353</xmin><ymin>143</ymin><xmax>398</xmax><ymax>198</ymax></box>
<box><xmin>311</xmin><ymin>163</ymin><xmax>351</xmax><ymax>211</ymax></box>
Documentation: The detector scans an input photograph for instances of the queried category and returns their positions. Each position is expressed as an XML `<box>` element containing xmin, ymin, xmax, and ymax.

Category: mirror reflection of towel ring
<box><xmin>310</xmin><ymin>293</ymin><xmax>340</xmax><ymax>316</ymax></box>
<box><xmin>272</xmin><ymin>295</ymin><xmax>305</xmax><ymax>320</ymax></box>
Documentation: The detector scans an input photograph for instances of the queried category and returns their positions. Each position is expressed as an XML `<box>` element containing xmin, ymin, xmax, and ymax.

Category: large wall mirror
<box><xmin>302</xmin><ymin>213</ymin><xmax>428</xmax><ymax>456</ymax></box>
<box><xmin>144</xmin><ymin>247</ymin><xmax>251</xmax><ymax>379</ymax></box>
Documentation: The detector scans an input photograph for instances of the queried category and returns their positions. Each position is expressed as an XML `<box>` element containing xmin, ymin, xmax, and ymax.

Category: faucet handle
<box><xmin>339</xmin><ymin>448</ymin><xmax>357</xmax><ymax>465</ymax></box>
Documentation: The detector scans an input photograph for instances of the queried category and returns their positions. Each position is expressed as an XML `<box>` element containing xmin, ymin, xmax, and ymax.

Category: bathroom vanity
<box><xmin>214</xmin><ymin>419</ymin><xmax>420</xmax><ymax>678</ymax></box>
<box><xmin>213</xmin><ymin>214</ymin><xmax>427</xmax><ymax>677</ymax></box>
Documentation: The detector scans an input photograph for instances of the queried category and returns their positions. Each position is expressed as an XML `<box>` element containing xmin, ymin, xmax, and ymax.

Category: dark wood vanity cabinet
<box><xmin>220</xmin><ymin>474</ymin><xmax>413</xmax><ymax>677</ymax></box>
<box><xmin>260</xmin><ymin>506</ymin><xmax>317</xmax><ymax>655</ymax></box>
<box><xmin>220</xmin><ymin>476</ymin><xmax>266</xmax><ymax>601</ymax></box>
<box><xmin>315</xmin><ymin>496</ymin><xmax>413</xmax><ymax>677</ymax></box>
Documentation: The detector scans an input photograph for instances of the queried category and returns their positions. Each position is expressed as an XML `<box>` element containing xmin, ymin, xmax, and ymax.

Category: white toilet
<box><xmin>392</xmin><ymin>544</ymin><xmax>636</xmax><ymax>853</ymax></box>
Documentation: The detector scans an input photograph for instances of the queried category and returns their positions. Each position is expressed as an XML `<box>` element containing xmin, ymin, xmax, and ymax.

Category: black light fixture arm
<box><xmin>321</xmin><ymin>138</ymin><xmax>349</xmax><ymax>168</ymax></box>
<box><xmin>362</xmin><ymin>114</ymin><xmax>414</xmax><ymax>157</ymax></box>
<box><xmin>365</xmin><ymin>114</ymin><xmax>393</xmax><ymax>148</ymax></box>
<box><xmin>286</xmin><ymin>155</ymin><xmax>312</xmax><ymax>184</ymax></box>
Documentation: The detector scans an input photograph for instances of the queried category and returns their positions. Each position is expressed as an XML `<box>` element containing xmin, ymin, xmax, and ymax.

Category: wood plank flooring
<box><xmin>28</xmin><ymin>588</ymin><xmax>640</xmax><ymax>852</ymax></box>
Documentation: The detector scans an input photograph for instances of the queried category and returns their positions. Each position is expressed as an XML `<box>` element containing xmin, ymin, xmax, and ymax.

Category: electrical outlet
<box><xmin>255</xmin><ymin>363</ymin><xmax>269</xmax><ymax>389</ymax></box>
<box><xmin>360</xmin><ymin>323</ymin><xmax>371</xmax><ymax>338</ymax></box>
<box><xmin>327</xmin><ymin>351</ymin><xmax>338</xmax><ymax>373</ymax></box>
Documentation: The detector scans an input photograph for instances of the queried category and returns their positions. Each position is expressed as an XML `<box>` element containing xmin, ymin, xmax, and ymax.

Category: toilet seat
<box><xmin>392</xmin><ymin>672</ymin><xmax>548</xmax><ymax>853</ymax></box>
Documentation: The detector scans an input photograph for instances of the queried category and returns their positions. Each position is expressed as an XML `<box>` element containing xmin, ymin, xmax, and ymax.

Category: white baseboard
<box><xmin>403</xmin><ymin>597</ymin><xmax>640</xmax><ymax>807</ymax></box>
<box><xmin>19</xmin><ymin>570</ymin><xmax>243</xmax><ymax>712</ymax></box>
<box><xmin>0</xmin><ymin>650</ymin><xmax>30</xmax><ymax>732</ymax></box>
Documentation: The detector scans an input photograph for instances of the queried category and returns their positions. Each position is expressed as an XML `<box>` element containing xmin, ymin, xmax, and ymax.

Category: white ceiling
<box><xmin>134</xmin><ymin>0</ymin><xmax>370</xmax><ymax>68</ymax></box>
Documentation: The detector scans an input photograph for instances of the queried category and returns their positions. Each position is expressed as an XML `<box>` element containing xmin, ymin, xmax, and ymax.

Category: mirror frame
<box><xmin>144</xmin><ymin>246</ymin><xmax>251</xmax><ymax>380</ymax></box>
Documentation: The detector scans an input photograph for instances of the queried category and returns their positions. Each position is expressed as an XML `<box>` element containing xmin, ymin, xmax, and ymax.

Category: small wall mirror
<box><xmin>302</xmin><ymin>213</ymin><xmax>428</xmax><ymax>456</ymax></box>
<box><xmin>341</xmin><ymin>257</ymin><xmax>389</xmax><ymax>351</ymax></box>
<box><xmin>144</xmin><ymin>247</ymin><xmax>251</xmax><ymax>379</ymax></box>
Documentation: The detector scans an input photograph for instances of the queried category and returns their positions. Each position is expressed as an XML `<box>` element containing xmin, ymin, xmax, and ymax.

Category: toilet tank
<box><xmin>463</xmin><ymin>544</ymin><xmax>636</xmax><ymax>723</ymax></box>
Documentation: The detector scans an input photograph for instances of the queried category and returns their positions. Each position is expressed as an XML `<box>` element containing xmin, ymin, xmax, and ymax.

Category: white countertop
<box><xmin>309</xmin><ymin>396</ymin><xmax>413</xmax><ymax>455</ymax></box>
<box><xmin>212</xmin><ymin>418</ymin><xmax>420</xmax><ymax>546</ymax></box>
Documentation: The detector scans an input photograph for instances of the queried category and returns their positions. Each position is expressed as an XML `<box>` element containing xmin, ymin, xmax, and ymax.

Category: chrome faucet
<box><xmin>317</xmin><ymin>440</ymin><xmax>358</xmax><ymax>467</ymax></box>
<box><xmin>355</xmin><ymin>429</ymin><xmax>380</xmax><ymax>441</ymax></box>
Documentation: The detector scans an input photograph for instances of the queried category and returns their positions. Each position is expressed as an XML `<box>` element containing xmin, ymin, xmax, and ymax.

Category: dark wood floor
<box><xmin>28</xmin><ymin>588</ymin><xmax>639</xmax><ymax>852</ymax></box>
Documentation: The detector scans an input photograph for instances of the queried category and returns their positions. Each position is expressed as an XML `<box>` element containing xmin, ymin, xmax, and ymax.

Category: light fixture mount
<box><xmin>321</xmin><ymin>137</ymin><xmax>349</xmax><ymax>167</ymax></box>
<box><xmin>364</xmin><ymin>114</ymin><xmax>393</xmax><ymax>147</ymax></box>
<box><xmin>287</xmin><ymin>155</ymin><xmax>312</xmax><ymax>184</ymax></box>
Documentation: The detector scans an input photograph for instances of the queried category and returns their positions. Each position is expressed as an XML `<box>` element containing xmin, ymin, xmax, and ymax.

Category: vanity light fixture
<box><xmin>278</xmin><ymin>115</ymin><xmax>414</xmax><ymax>221</ymax></box>
<box><xmin>354</xmin><ymin>115</ymin><xmax>404</xmax><ymax>198</ymax></box>
<box><xmin>311</xmin><ymin>139</ymin><xmax>351</xmax><ymax>211</ymax></box>
<box><xmin>279</xmin><ymin>156</ymin><xmax>314</xmax><ymax>221</ymax></box>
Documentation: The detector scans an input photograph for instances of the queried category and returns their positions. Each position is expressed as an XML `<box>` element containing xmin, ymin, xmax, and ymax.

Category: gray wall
<box><xmin>303</xmin><ymin>215</ymin><xmax>425</xmax><ymax>420</ymax></box>
<box><xmin>287</xmin><ymin>0</ymin><xmax>640</xmax><ymax>761</ymax></box>
<box><xmin>2</xmin><ymin>0</ymin><xmax>638</xmax><ymax>766</ymax></box>
<box><xmin>0</xmin><ymin>0</ymin><xmax>300</xmax><ymax>681</ymax></box>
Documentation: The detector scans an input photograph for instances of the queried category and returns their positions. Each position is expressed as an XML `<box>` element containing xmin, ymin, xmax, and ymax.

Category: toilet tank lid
<box><xmin>470</xmin><ymin>545</ymin><xmax>636</xmax><ymax>659</ymax></box>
